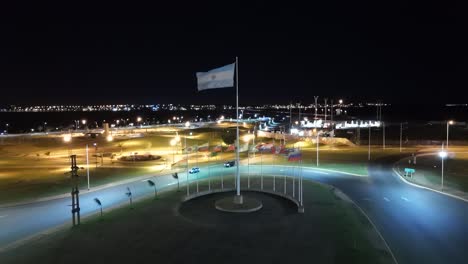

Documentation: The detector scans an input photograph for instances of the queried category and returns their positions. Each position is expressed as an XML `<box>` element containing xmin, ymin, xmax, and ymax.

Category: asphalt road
<box><xmin>1</xmin><ymin>159</ymin><xmax>467</xmax><ymax>264</ymax></box>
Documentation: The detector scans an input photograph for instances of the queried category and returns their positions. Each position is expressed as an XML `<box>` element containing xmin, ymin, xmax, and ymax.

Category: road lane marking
<box><xmin>314</xmin><ymin>171</ymin><xmax>329</xmax><ymax>175</ymax></box>
<box><xmin>383</xmin><ymin>197</ymin><xmax>390</xmax><ymax>202</ymax></box>
<box><xmin>401</xmin><ymin>196</ymin><xmax>409</xmax><ymax>202</ymax></box>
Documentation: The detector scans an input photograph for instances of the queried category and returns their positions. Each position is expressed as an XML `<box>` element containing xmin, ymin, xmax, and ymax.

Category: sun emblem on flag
<box><xmin>211</xmin><ymin>74</ymin><xmax>216</xmax><ymax>80</ymax></box>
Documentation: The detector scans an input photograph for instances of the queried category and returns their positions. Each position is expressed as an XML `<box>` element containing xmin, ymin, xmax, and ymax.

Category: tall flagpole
<box><xmin>235</xmin><ymin>56</ymin><xmax>241</xmax><ymax>200</ymax></box>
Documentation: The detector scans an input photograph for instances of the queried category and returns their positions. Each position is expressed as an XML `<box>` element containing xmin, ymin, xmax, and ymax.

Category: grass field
<box><xmin>0</xmin><ymin>179</ymin><xmax>392</xmax><ymax>264</ymax></box>
<box><xmin>395</xmin><ymin>152</ymin><xmax>468</xmax><ymax>194</ymax></box>
<box><xmin>0</xmin><ymin>126</ymin><xmax>423</xmax><ymax>204</ymax></box>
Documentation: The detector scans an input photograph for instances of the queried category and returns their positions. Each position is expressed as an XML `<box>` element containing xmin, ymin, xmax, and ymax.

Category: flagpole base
<box><xmin>215</xmin><ymin>195</ymin><xmax>262</xmax><ymax>213</ymax></box>
<box><xmin>233</xmin><ymin>194</ymin><xmax>243</xmax><ymax>204</ymax></box>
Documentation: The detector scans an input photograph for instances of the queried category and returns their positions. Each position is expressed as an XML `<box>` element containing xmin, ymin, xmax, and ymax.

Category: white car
<box><xmin>189</xmin><ymin>167</ymin><xmax>200</xmax><ymax>174</ymax></box>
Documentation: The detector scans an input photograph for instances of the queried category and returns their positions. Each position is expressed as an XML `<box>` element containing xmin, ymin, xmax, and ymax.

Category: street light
<box><xmin>243</xmin><ymin>134</ymin><xmax>252</xmax><ymax>187</ymax></box>
<box><xmin>170</xmin><ymin>138</ymin><xmax>177</xmax><ymax>163</ymax></box>
<box><xmin>447</xmin><ymin>120</ymin><xmax>454</xmax><ymax>149</ymax></box>
<box><xmin>439</xmin><ymin>147</ymin><xmax>448</xmax><ymax>190</ymax></box>
<box><xmin>137</xmin><ymin>117</ymin><xmax>142</xmax><ymax>127</ymax></box>
<box><xmin>63</xmin><ymin>134</ymin><xmax>72</xmax><ymax>143</ymax></box>
<box><xmin>86</xmin><ymin>144</ymin><xmax>90</xmax><ymax>190</ymax></box>
<box><xmin>63</xmin><ymin>133</ymin><xmax>72</xmax><ymax>156</ymax></box>
<box><xmin>184</xmin><ymin>121</ymin><xmax>190</xmax><ymax>195</ymax></box>
<box><xmin>93</xmin><ymin>143</ymin><xmax>98</xmax><ymax>168</ymax></box>
<box><xmin>106</xmin><ymin>135</ymin><xmax>113</xmax><ymax>142</ymax></box>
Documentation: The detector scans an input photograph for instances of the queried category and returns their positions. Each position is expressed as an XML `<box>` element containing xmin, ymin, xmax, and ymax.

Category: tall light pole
<box><xmin>314</xmin><ymin>96</ymin><xmax>319</xmax><ymax>120</ymax></box>
<box><xmin>439</xmin><ymin>144</ymin><xmax>447</xmax><ymax>190</ymax></box>
<box><xmin>93</xmin><ymin>143</ymin><xmax>98</xmax><ymax>168</ymax></box>
<box><xmin>86</xmin><ymin>144</ymin><xmax>90</xmax><ymax>190</ymax></box>
<box><xmin>400</xmin><ymin>123</ymin><xmax>403</xmax><ymax>153</ymax></box>
<box><xmin>82</xmin><ymin>119</ymin><xmax>87</xmax><ymax>132</ymax></box>
<box><xmin>243</xmin><ymin>135</ymin><xmax>251</xmax><ymax>188</ymax></box>
<box><xmin>324</xmin><ymin>98</ymin><xmax>328</xmax><ymax>121</ymax></box>
<box><xmin>137</xmin><ymin>116</ymin><xmax>142</xmax><ymax>128</ymax></box>
<box><xmin>185</xmin><ymin>121</ymin><xmax>191</xmax><ymax>196</ymax></box>
<box><xmin>289</xmin><ymin>102</ymin><xmax>292</xmax><ymax>132</ymax></box>
<box><xmin>316</xmin><ymin>130</ymin><xmax>319</xmax><ymax>166</ymax></box>
<box><xmin>382</xmin><ymin>121</ymin><xmax>385</xmax><ymax>150</ymax></box>
<box><xmin>63</xmin><ymin>133</ymin><xmax>72</xmax><ymax>155</ymax></box>
<box><xmin>447</xmin><ymin>120</ymin><xmax>454</xmax><ymax>149</ymax></box>
<box><xmin>170</xmin><ymin>139</ymin><xmax>177</xmax><ymax>164</ymax></box>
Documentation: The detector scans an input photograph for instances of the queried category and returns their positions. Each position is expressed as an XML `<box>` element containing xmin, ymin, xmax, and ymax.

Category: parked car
<box><xmin>188</xmin><ymin>167</ymin><xmax>200</xmax><ymax>174</ymax></box>
<box><xmin>224</xmin><ymin>160</ymin><xmax>235</xmax><ymax>167</ymax></box>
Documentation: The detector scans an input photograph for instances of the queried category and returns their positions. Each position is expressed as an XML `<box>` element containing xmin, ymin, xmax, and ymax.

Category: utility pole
<box><xmin>316</xmin><ymin>132</ymin><xmax>319</xmax><ymax>166</ymax></box>
<box><xmin>298</xmin><ymin>102</ymin><xmax>301</xmax><ymax>124</ymax></box>
<box><xmin>70</xmin><ymin>155</ymin><xmax>81</xmax><ymax>226</ymax></box>
<box><xmin>324</xmin><ymin>98</ymin><xmax>328</xmax><ymax>121</ymax></box>
<box><xmin>314</xmin><ymin>96</ymin><xmax>318</xmax><ymax>120</ymax></box>
<box><xmin>289</xmin><ymin>102</ymin><xmax>292</xmax><ymax>132</ymax></box>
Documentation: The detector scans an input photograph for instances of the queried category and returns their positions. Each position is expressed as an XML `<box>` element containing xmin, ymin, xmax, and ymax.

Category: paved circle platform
<box><xmin>214</xmin><ymin>195</ymin><xmax>263</xmax><ymax>213</ymax></box>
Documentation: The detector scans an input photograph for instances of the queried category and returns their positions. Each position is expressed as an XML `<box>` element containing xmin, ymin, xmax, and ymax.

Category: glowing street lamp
<box><xmin>137</xmin><ymin>117</ymin><xmax>142</xmax><ymax>127</ymax></box>
<box><xmin>170</xmin><ymin>138</ymin><xmax>177</xmax><ymax>163</ymax></box>
<box><xmin>447</xmin><ymin>120</ymin><xmax>454</xmax><ymax>149</ymax></box>
<box><xmin>63</xmin><ymin>134</ymin><xmax>72</xmax><ymax>143</ymax></box>
<box><xmin>106</xmin><ymin>135</ymin><xmax>113</xmax><ymax>142</ymax></box>
<box><xmin>439</xmin><ymin>147</ymin><xmax>448</xmax><ymax>190</ymax></box>
<box><xmin>184</xmin><ymin>121</ymin><xmax>191</xmax><ymax>196</ymax></box>
<box><xmin>243</xmin><ymin>134</ymin><xmax>252</xmax><ymax>187</ymax></box>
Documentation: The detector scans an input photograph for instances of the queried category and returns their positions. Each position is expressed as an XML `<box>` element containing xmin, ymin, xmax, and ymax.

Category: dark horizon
<box><xmin>1</xmin><ymin>2</ymin><xmax>466</xmax><ymax>105</ymax></box>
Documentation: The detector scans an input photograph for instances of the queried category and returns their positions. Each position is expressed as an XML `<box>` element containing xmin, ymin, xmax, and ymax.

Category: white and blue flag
<box><xmin>196</xmin><ymin>63</ymin><xmax>235</xmax><ymax>91</ymax></box>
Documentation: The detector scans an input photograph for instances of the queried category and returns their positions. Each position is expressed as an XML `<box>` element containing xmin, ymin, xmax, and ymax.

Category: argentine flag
<box><xmin>196</xmin><ymin>63</ymin><xmax>235</xmax><ymax>91</ymax></box>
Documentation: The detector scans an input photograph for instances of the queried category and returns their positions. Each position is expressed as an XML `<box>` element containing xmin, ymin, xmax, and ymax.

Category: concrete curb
<box><xmin>181</xmin><ymin>187</ymin><xmax>304</xmax><ymax>213</ymax></box>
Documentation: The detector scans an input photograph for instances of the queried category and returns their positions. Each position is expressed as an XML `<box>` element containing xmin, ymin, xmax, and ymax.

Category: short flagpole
<box><xmin>293</xmin><ymin>164</ymin><xmax>295</xmax><ymax>197</ymax></box>
<box><xmin>235</xmin><ymin>56</ymin><xmax>241</xmax><ymax>200</ymax></box>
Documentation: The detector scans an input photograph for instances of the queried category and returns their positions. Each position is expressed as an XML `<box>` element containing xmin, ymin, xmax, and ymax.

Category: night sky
<box><xmin>0</xmin><ymin>2</ymin><xmax>466</xmax><ymax>105</ymax></box>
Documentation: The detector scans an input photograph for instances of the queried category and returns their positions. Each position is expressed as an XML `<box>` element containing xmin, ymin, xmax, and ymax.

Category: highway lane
<box><xmin>1</xmin><ymin>162</ymin><xmax>468</xmax><ymax>264</ymax></box>
<box><xmin>257</xmin><ymin>162</ymin><xmax>468</xmax><ymax>264</ymax></box>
